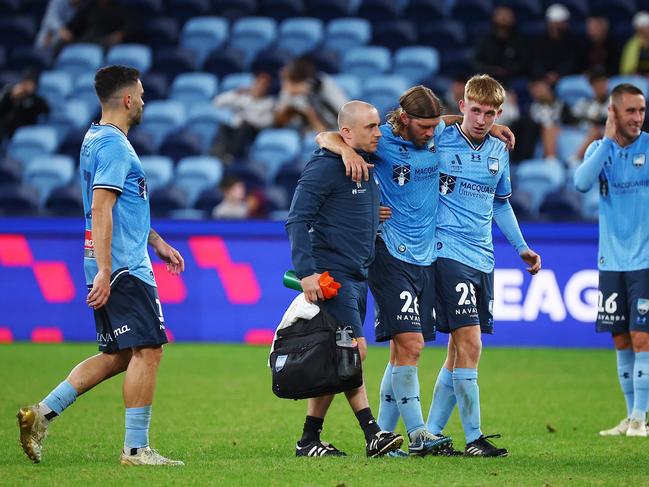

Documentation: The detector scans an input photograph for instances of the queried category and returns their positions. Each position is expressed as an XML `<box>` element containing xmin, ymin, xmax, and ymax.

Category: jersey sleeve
<box><xmin>92</xmin><ymin>138</ymin><xmax>130</xmax><ymax>194</ymax></box>
<box><xmin>495</xmin><ymin>148</ymin><xmax>512</xmax><ymax>199</ymax></box>
<box><xmin>574</xmin><ymin>138</ymin><xmax>609</xmax><ymax>192</ymax></box>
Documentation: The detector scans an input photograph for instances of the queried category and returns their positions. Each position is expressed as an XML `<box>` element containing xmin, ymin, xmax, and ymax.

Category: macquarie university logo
<box><xmin>488</xmin><ymin>157</ymin><xmax>499</xmax><ymax>175</ymax></box>
<box><xmin>439</xmin><ymin>173</ymin><xmax>456</xmax><ymax>195</ymax></box>
<box><xmin>392</xmin><ymin>164</ymin><xmax>411</xmax><ymax>186</ymax></box>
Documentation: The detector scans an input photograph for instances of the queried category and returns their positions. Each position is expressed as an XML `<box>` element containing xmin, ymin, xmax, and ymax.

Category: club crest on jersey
<box><xmin>398</xmin><ymin>145</ymin><xmax>411</xmax><ymax>159</ymax></box>
<box><xmin>392</xmin><ymin>164</ymin><xmax>411</xmax><ymax>186</ymax></box>
<box><xmin>633</xmin><ymin>153</ymin><xmax>646</xmax><ymax>167</ymax></box>
<box><xmin>638</xmin><ymin>299</ymin><xmax>649</xmax><ymax>316</ymax></box>
<box><xmin>138</xmin><ymin>177</ymin><xmax>148</xmax><ymax>200</ymax></box>
<box><xmin>488</xmin><ymin>157</ymin><xmax>499</xmax><ymax>175</ymax></box>
<box><xmin>439</xmin><ymin>173</ymin><xmax>456</xmax><ymax>195</ymax></box>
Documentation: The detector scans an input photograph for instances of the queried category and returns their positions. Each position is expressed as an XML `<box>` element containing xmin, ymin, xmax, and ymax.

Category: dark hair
<box><xmin>282</xmin><ymin>56</ymin><xmax>316</xmax><ymax>82</ymax></box>
<box><xmin>610</xmin><ymin>83</ymin><xmax>644</xmax><ymax>99</ymax></box>
<box><xmin>94</xmin><ymin>65</ymin><xmax>140</xmax><ymax>103</ymax></box>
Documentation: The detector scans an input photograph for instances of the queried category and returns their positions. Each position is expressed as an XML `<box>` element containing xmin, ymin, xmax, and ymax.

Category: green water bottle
<box><xmin>283</xmin><ymin>270</ymin><xmax>303</xmax><ymax>291</ymax></box>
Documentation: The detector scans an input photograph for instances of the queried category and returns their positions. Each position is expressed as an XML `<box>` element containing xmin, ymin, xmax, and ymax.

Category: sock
<box><xmin>355</xmin><ymin>407</ymin><xmax>381</xmax><ymax>442</ymax></box>
<box><xmin>377</xmin><ymin>362</ymin><xmax>399</xmax><ymax>431</ymax></box>
<box><xmin>124</xmin><ymin>406</ymin><xmax>152</xmax><ymax>450</ymax></box>
<box><xmin>391</xmin><ymin>365</ymin><xmax>425</xmax><ymax>437</ymax></box>
<box><xmin>426</xmin><ymin>367</ymin><xmax>456</xmax><ymax>435</ymax></box>
<box><xmin>616</xmin><ymin>348</ymin><xmax>635</xmax><ymax>417</ymax></box>
<box><xmin>298</xmin><ymin>416</ymin><xmax>323</xmax><ymax>446</ymax></box>
<box><xmin>631</xmin><ymin>352</ymin><xmax>649</xmax><ymax>421</ymax></box>
<box><xmin>453</xmin><ymin>368</ymin><xmax>482</xmax><ymax>443</ymax></box>
<box><xmin>40</xmin><ymin>380</ymin><xmax>78</xmax><ymax>421</ymax></box>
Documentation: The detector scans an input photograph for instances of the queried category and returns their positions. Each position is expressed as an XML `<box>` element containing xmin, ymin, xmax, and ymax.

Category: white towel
<box><xmin>268</xmin><ymin>293</ymin><xmax>320</xmax><ymax>365</ymax></box>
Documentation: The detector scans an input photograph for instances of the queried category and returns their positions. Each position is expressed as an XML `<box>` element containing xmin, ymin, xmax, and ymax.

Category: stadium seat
<box><xmin>48</xmin><ymin>99</ymin><xmax>95</xmax><ymax>139</ymax></box>
<box><xmin>300</xmin><ymin>131</ymin><xmax>318</xmax><ymax>162</ymax></box>
<box><xmin>330</xmin><ymin>74</ymin><xmax>361</xmax><ymax>99</ymax></box>
<box><xmin>259</xmin><ymin>0</ymin><xmax>305</xmax><ymax>21</ymax></box>
<box><xmin>403</xmin><ymin>0</ymin><xmax>447</xmax><ymax>21</ymax></box>
<box><xmin>418</xmin><ymin>21</ymin><xmax>466</xmax><ymax>50</ymax></box>
<box><xmin>451</xmin><ymin>0</ymin><xmax>493</xmax><ymax>23</ymax></box>
<box><xmin>141</xmin><ymin>17</ymin><xmax>180</xmax><ymax>50</ymax></box>
<box><xmin>324</xmin><ymin>18</ymin><xmax>371</xmax><ymax>55</ymax></box>
<box><xmin>23</xmin><ymin>154</ymin><xmax>75</xmax><ymax>205</ymax></box>
<box><xmin>55</xmin><ymin>44</ymin><xmax>103</xmax><ymax>78</ymax></box>
<box><xmin>0</xmin><ymin>156</ymin><xmax>21</xmax><ymax>184</ymax></box>
<box><xmin>310</xmin><ymin>48</ymin><xmax>340</xmax><ymax>74</ymax></box>
<box><xmin>120</xmin><ymin>0</ymin><xmax>164</xmax><ymax>16</ymax></box>
<box><xmin>194</xmin><ymin>186</ymin><xmax>223</xmax><ymax>212</ymax></box>
<box><xmin>210</xmin><ymin>0</ymin><xmax>257</xmax><ymax>21</ymax></box>
<box><xmin>393</xmin><ymin>46</ymin><xmax>439</xmax><ymax>84</ymax></box>
<box><xmin>153</xmin><ymin>47</ymin><xmax>198</xmax><ymax>79</ymax></box>
<box><xmin>225</xmin><ymin>161</ymin><xmax>267</xmax><ymax>189</ymax></box>
<box><xmin>277</xmin><ymin>17</ymin><xmax>324</xmax><ymax>56</ymax></box>
<box><xmin>229</xmin><ymin>17</ymin><xmax>278</xmax><ymax>67</ymax></box>
<box><xmin>515</xmin><ymin>158</ymin><xmax>566</xmax><ymax>215</ymax></box>
<box><xmin>127</xmin><ymin>128</ymin><xmax>156</xmax><ymax>155</ymax></box>
<box><xmin>609</xmin><ymin>75</ymin><xmax>649</xmax><ymax>97</ymax></box>
<box><xmin>539</xmin><ymin>190</ymin><xmax>582</xmax><ymax>220</ymax></box>
<box><xmin>57</xmin><ymin>128</ymin><xmax>86</xmax><ymax>159</ymax></box>
<box><xmin>8</xmin><ymin>125</ymin><xmax>59</xmax><ymax>165</ymax></box>
<box><xmin>141</xmin><ymin>72</ymin><xmax>170</xmax><ymax>101</ymax></box>
<box><xmin>10</xmin><ymin>46</ymin><xmax>52</xmax><ymax>72</ymax></box>
<box><xmin>169</xmin><ymin>73</ymin><xmax>219</xmax><ymax>107</ymax></box>
<box><xmin>44</xmin><ymin>184</ymin><xmax>84</xmax><ymax>216</ymax></box>
<box><xmin>73</xmin><ymin>72</ymin><xmax>97</xmax><ymax>107</ymax></box>
<box><xmin>274</xmin><ymin>163</ymin><xmax>302</xmax><ymax>201</ymax></box>
<box><xmin>250</xmin><ymin>128</ymin><xmax>301</xmax><ymax>182</ymax></box>
<box><xmin>220</xmin><ymin>72</ymin><xmax>254</xmax><ymax>92</ymax></box>
<box><xmin>372</xmin><ymin>20</ymin><xmax>417</xmax><ymax>52</ymax></box>
<box><xmin>590</xmin><ymin>0</ymin><xmax>634</xmax><ymax>23</ymax></box>
<box><xmin>140</xmin><ymin>155</ymin><xmax>174</xmax><ymax>192</ymax></box>
<box><xmin>362</xmin><ymin>75</ymin><xmax>409</xmax><ymax>117</ymax></box>
<box><xmin>185</xmin><ymin>105</ymin><xmax>233</xmax><ymax>153</ymax></box>
<box><xmin>180</xmin><ymin>16</ymin><xmax>229</xmax><ymax>66</ymax></box>
<box><xmin>495</xmin><ymin>0</ymin><xmax>543</xmax><ymax>19</ymax></box>
<box><xmin>0</xmin><ymin>15</ymin><xmax>36</xmax><ymax>46</ymax></box>
<box><xmin>556</xmin><ymin>75</ymin><xmax>593</xmax><ymax>107</ymax></box>
<box><xmin>166</xmin><ymin>0</ymin><xmax>210</xmax><ymax>24</ymax></box>
<box><xmin>250</xmin><ymin>48</ymin><xmax>291</xmax><ymax>76</ymax></box>
<box><xmin>0</xmin><ymin>183</ymin><xmax>40</xmax><ymax>216</ymax></box>
<box><xmin>356</xmin><ymin>0</ymin><xmax>401</xmax><ymax>22</ymax></box>
<box><xmin>341</xmin><ymin>46</ymin><xmax>391</xmax><ymax>79</ymax></box>
<box><xmin>175</xmin><ymin>156</ymin><xmax>224</xmax><ymax>206</ymax></box>
<box><xmin>508</xmin><ymin>190</ymin><xmax>534</xmax><ymax>221</ymax></box>
<box><xmin>439</xmin><ymin>47</ymin><xmax>473</xmax><ymax>76</ymax></box>
<box><xmin>149</xmin><ymin>186</ymin><xmax>188</xmax><ymax>216</ymax></box>
<box><xmin>306</xmin><ymin>0</ymin><xmax>350</xmax><ymax>22</ymax></box>
<box><xmin>159</xmin><ymin>131</ymin><xmax>203</xmax><ymax>161</ymax></box>
<box><xmin>138</xmin><ymin>100</ymin><xmax>187</xmax><ymax>150</ymax></box>
<box><xmin>202</xmin><ymin>48</ymin><xmax>246</xmax><ymax>76</ymax></box>
<box><xmin>106</xmin><ymin>44</ymin><xmax>152</xmax><ymax>74</ymax></box>
<box><xmin>556</xmin><ymin>126</ymin><xmax>589</xmax><ymax>164</ymax></box>
<box><xmin>37</xmin><ymin>70</ymin><xmax>73</xmax><ymax>109</ymax></box>
<box><xmin>579</xmin><ymin>185</ymin><xmax>599</xmax><ymax>220</ymax></box>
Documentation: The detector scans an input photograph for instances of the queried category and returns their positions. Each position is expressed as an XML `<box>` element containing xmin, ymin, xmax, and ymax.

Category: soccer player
<box><xmin>17</xmin><ymin>65</ymin><xmax>185</xmax><ymax>466</ymax></box>
<box><xmin>286</xmin><ymin>101</ymin><xmax>403</xmax><ymax>458</ymax></box>
<box><xmin>426</xmin><ymin>74</ymin><xmax>541</xmax><ymax>457</ymax></box>
<box><xmin>575</xmin><ymin>83</ymin><xmax>649</xmax><ymax>437</ymax></box>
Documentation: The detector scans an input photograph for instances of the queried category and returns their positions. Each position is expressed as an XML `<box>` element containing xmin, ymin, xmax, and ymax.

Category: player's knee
<box><xmin>402</xmin><ymin>341</ymin><xmax>423</xmax><ymax>363</ymax></box>
<box><xmin>631</xmin><ymin>332</ymin><xmax>649</xmax><ymax>352</ymax></box>
<box><xmin>133</xmin><ymin>345</ymin><xmax>163</xmax><ymax>366</ymax></box>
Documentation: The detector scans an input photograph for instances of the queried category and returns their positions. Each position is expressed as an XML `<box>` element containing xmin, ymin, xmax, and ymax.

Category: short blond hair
<box><xmin>464</xmin><ymin>74</ymin><xmax>506</xmax><ymax>108</ymax></box>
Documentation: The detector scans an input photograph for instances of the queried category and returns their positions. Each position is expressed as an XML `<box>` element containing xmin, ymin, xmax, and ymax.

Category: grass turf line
<box><xmin>0</xmin><ymin>343</ymin><xmax>645</xmax><ymax>486</ymax></box>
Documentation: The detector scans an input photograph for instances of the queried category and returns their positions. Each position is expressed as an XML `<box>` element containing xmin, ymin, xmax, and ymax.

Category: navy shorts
<box><xmin>597</xmin><ymin>269</ymin><xmax>649</xmax><ymax>334</ymax></box>
<box><xmin>318</xmin><ymin>270</ymin><xmax>367</xmax><ymax>339</ymax></box>
<box><xmin>93</xmin><ymin>273</ymin><xmax>168</xmax><ymax>353</ymax></box>
<box><xmin>368</xmin><ymin>238</ymin><xmax>436</xmax><ymax>343</ymax></box>
<box><xmin>435</xmin><ymin>257</ymin><xmax>494</xmax><ymax>334</ymax></box>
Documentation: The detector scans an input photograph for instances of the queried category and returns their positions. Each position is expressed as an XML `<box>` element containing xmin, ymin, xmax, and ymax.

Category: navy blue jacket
<box><xmin>286</xmin><ymin>148</ymin><xmax>380</xmax><ymax>281</ymax></box>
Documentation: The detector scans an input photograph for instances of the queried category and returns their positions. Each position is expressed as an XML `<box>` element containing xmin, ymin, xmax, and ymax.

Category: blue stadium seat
<box><xmin>23</xmin><ymin>154</ymin><xmax>75</xmax><ymax>205</ymax></box>
<box><xmin>159</xmin><ymin>131</ymin><xmax>203</xmax><ymax>161</ymax></box>
<box><xmin>439</xmin><ymin>47</ymin><xmax>473</xmax><ymax>76</ymax></box>
<box><xmin>250</xmin><ymin>48</ymin><xmax>290</xmax><ymax>75</ymax></box>
<box><xmin>324</xmin><ymin>18</ymin><xmax>371</xmax><ymax>55</ymax></box>
<box><xmin>185</xmin><ymin>105</ymin><xmax>233</xmax><ymax>152</ymax></box>
<box><xmin>230</xmin><ymin>17</ymin><xmax>278</xmax><ymax>67</ymax></box>
<box><xmin>356</xmin><ymin>0</ymin><xmax>401</xmax><ymax>22</ymax></box>
<box><xmin>451</xmin><ymin>0</ymin><xmax>493</xmax><ymax>23</ymax></box>
<box><xmin>153</xmin><ymin>47</ymin><xmax>198</xmax><ymax>78</ymax></box>
<box><xmin>127</xmin><ymin>128</ymin><xmax>156</xmax><ymax>155</ymax></box>
<box><xmin>167</xmin><ymin>0</ymin><xmax>210</xmax><ymax>24</ymax></box>
<box><xmin>0</xmin><ymin>156</ymin><xmax>21</xmax><ymax>184</ymax></box>
<box><xmin>38</xmin><ymin>70</ymin><xmax>73</xmax><ymax>109</ymax></box>
<box><xmin>310</xmin><ymin>48</ymin><xmax>340</xmax><ymax>73</ymax></box>
<box><xmin>48</xmin><ymin>99</ymin><xmax>95</xmax><ymax>139</ymax></box>
<box><xmin>250</xmin><ymin>128</ymin><xmax>301</xmax><ymax>181</ymax></box>
<box><xmin>141</xmin><ymin>17</ymin><xmax>180</xmax><ymax>49</ymax></box>
<box><xmin>138</xmin><ymin>100</ymin><xmax>187</xmax><ymax>150</ymax></box>
<box><xmin>8</xmin><ymin>125</ymin><xmax>59</xmax><ymax>165</ymax></box>
<box><xmin>403</xmin><ymin>0</ymin><xmax>447</xmax><ymax>21</ymax></box>
<box><xmin>330</xmin><ymin>74</ymin><xmax>361</xmax><ymax>99</ymax></box>
<box><xmin>150</xmin><ymin>186</ymin><xmax>188</xmax><ymax>215</ymax></box>
<box><xmin>106</xmin><ymin>44</ymin><xmax>152</xmax><ymax>74</ymax></box>
<box><xmin>120</xmin><ymin>0</ymin><xmax>164</xmax><ymax>16</ymax></box>
<box><xmin>579</xmin><ymin>184</ymin><xmax>599</xmax><ymax>220</ymax></box>
<box><xmin>10</xmin><ymin>46</ymin><xmax>52</xmax><ymax>72</ymax></box>
<box><xmin>609</xmin><ymin>75</ymin><xmax>649</xmax><ymax>97</ymax></box>
<box><xmin>515</xmin><ymin>158</ymin><xmax>566</xmax><ymax>215</ymax></box>
<box><xmin>57</xmin><ymin>128</ymin><xmax>86</xmax><ymax>159</ymax></box>
<box><xmin>556</xmin><ymin>126</ymin><xmax>589</xmax><ymax>164</ymax></box>
<box><xmin>306</xmin><ymin>0</ymin><xmax>350</xmax><ymax>22</ymax></box>
<box><xmin>140</xmin><ymin>155</ymin><xmax>174</xmax><ymax>192</ymax></box>
<box><xmin>539</xmin><ymin>190</ymin><xmax>582</xmax><ymax>220</ymax></box>
<box><xmin>44</xmin><ymin>184</ymin><xmax>84</xmax><ymax>216</ymax></box>
<box><xmin>220</xmin><ymin>72</ymin><xmax>254</xmax><ymax>92</ymax></box>
<box><xmin>181</xmin><ymin>16</ymin><xmax>229</xmax><ymax>67</ymax></box>
<box><xmin>141</xmin><ymin>72</ymin><xmax>170</xmax><ymax>101</ymax></box>
<box><xmin>372</xmin><ymin>20</ymin><xmax>417</xmax><ymax>52</ymax></box>
<box><xmin>259</xmin><ymin>0</ymin><xmax>305</xmax><ymax>21</ymax></box>
<box><xmin>210</xmin><ymin>0</ymin><xmax>257</xmax><ymax>21</ymax></box>
<box><xmin>55</xmin><ymin>44</ymin><xmax>103</xmax><ymax>78</ymax></box>
<box><xmin>300</xmin><ymin>131</ymin><xmax>318</xmax><ymax>162</ymax></box>
<box><xmin>341</xmin><ymin>46</ymin><xmax>391</xmax><ymax>79</ymax></box>
<box><xmin>0</xmin><ymin>16</ymin><xmax>36</xmax><ymax>46</ymax></box>
<box><xmin>274</xmin><ymin>163</ymin><xmax>302</xmax><ymax>201</ymax></box>
<box><xmin>194</xmin><ymin>186</ymin><xmax>223</xmax><ymax>212</ymax></box>
<box><xmin>556</xmin><ymin>75</ymin><xmax>593</xmax><ymax>106</ymax></box>
<box><xmin>277</xmin><ymin>17</ymin><xmax>324</xmax><ymax>56</ymax></box>
<box><xmin>0</xmin><ymin>183</ymin><xmax>40</xmax><ymax>216</ymax></box>
<box><xmin>495</xmin><ymin>0</ymin><xmax>543</xmax><ymax>19</ymax></box>
<box><xmin>202</xmin><ymin>48</ymin><xmax>246</xmax><ymax>76</ymax></box>
<box><xmin>362</xmin><ymin>75</ymin><xmax>409</xmax><ymax>117</ymax></box>
<box><xmin>393</xmin><ymin>46</ymin><xmax>439</xmax><ymax>84</ymax></box>
<box><xmin>418</xmin><ymin>21</ymin><xmax>466</xmax><ymax>50</ymax></box>
<box><xmin>508</xmin><ymin>190</ymin><xmax>534</xmax><ymax>221</ymax></box>
<box><xmin>225</xmin><ymin>161</ymin><xmax>267</xmax><ymax>189</ymax></box>
<box><xmin>170</xmin><ymin>73</ymin><xmax>219</xmax><ymax>107</ymax></box>
<box><xmin>175</xmin><ymin>156</ymin><xmax>224</xmax><ymax>206</ymax></box>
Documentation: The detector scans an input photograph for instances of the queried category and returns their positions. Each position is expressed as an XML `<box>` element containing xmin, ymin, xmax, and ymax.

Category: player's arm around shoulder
<box><xmin>315</xmin><ymin>131</ymin><xmax>374</xmax><ymax>182</ymax></box>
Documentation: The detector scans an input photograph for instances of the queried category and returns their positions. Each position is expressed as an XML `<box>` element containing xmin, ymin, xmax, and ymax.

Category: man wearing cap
<box><xmin>621</xmin><ymin>11</ymin><xmax>649</xmax><ymax>75</ymax></box>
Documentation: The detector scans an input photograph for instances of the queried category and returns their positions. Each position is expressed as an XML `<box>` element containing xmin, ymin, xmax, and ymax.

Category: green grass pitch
<box><xmin>1</xmin><ymin>343</ymin><xmax>646</xmax><ymax>486</ymax></box>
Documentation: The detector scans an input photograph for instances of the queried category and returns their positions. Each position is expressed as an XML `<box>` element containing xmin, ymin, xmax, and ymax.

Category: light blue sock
<box><xmin>377</xmin><ymin>362</ymin><xmax>400</xmax><ymax>431</ymax></box>
<box><xmin>631</xmin><ymin>352</ymin><xmax>649</xmax><ymax>421</ymax></box>
<box><xmin>427</xmin><ymin>367</ymin><xmax>456</xmax><ymax>435</ymax></box>
<box><xmin>42</xmin><ymin>380</ymin><xmax>78</xmax><ymax>416</ymax></box>
<box><xmin>124</xmin><ymin>406</ymin><xmax>152</xmax><ymax>450</ymax></box>
<box><xmin>453</xmin><ymin>368</ymin><xmax>482</xmax><ymax>443</ymax></box>
<box><xmin>616</xmin><ymin>348</ymin><xmax>635</xmax><ymax>417</ymax></box>
<box><xmin>391</xmin><ymin>365</ymin><xmax>425</xmax><ymax>437</ymax></box>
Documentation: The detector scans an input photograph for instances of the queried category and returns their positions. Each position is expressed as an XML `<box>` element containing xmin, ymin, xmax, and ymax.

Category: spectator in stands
<box><xmin>620</xmin><ymin>12</ymin><xmax>649</xmax><ymax>75</ymax></box>
<box><xmin>211</xmin><ymin>68</ymin><xmax>276</xmax><ymax>164</ymax></box>
<box><xmin>35</xmin><ymin>0</ymin><xmax>80</xmax><ymax>50</ymax></box>
<box><xmin>274</xmin><ymin>56</ymin><xmax>347</xmax><ymax>133</ymax></box>
<box><xmin>578</xmin><ymin>16</ymin><xmax>620</xmax><ymax>76</ymax></box>
<box><xmin>473</xmin><ymin>7</ymin><xmax>529</xmax><ymax>84</ymax></box>
<box><xmin>0</xmin><ymin>71</ymin><xmax>50</xmax><ymax>142</ymax></box>
<box><xmin>443</xmin><ymin>74</ymin><xmax>467</xmax><ymax>116</ymax></box>
<box><xmin>512</xmin><ymin>75</ymin><xmax>572</xmax><ymax>162</ymax></box>
<box><xmin>532</xmin><ymin>3</ymin><xmax>579</xmax><ymax>85</ymax></box>
<box><xmin>212</xmin><ymin>175</ymin><xmax>249</xmax><ymax>219</ymax></box>
<box><xmin>571</xmin><ymin>68</ymin><xmax>609</xmax><ymax>162</ymax></box>
<box><xmin>498</xmin><ymin>88</ymin><xmax>521</xmax><ymax>128</ymax></box>
<box><xmin>57</xmin><ymin>0</ymin><xmax>134</xmax><ymax>51</ymax></box>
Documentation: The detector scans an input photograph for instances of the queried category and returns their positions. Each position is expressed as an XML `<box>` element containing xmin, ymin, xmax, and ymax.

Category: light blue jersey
<box><xmin>435</xmin><ymin>123</ymin><xmax>511</xmax><ymax>273</ymax></box>
<box><xmin>373</xmin><ymin>123</ymin><xmax>440</xmax><ymax>265</ymax></box>
<box><xmin>583</xmin><ymin>134</ymin><xmax>649</xmax><ymax>271</ymax></box>
<box><xmin>80</xmin><ymin>123</ymin><xmax>155</xmax><ymax>287</ymax></box>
